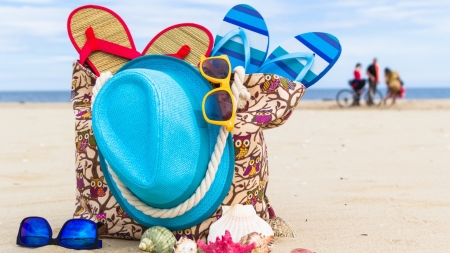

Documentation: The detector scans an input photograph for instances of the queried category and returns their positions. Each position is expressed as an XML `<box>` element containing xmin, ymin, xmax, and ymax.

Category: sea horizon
<box><xmin>0</xmin><ymin>87</ymin><xmax>450</xmax><ymax>103</ymax></box>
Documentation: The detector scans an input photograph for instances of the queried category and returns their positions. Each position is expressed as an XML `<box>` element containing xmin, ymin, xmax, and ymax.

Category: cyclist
<box><xmin>349</xmin><ymin>63</ymin><xmax>366</xmax><ymax>106</ymax></box>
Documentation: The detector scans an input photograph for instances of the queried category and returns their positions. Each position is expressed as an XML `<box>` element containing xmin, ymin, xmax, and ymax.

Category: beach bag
<box><xmin>70</xmin><ymin>61</ymin><xmax>307</xmax><ymax>241</ymax></box>
<box><xmin>71</xmin><ymin>67</ymin><xmax>341</xmax><ymax>241</ymax></box>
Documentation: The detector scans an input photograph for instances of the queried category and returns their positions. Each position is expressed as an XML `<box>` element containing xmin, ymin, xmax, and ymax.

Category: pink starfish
<box><xmin>198</xmin><ymin>230</ymin><xmax>255</xmax><ymax>253</ymax></box>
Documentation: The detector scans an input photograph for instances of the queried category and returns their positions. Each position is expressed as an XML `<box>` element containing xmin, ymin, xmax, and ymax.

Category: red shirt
<box><xmin>354</xmin><ymin>69</ymin><xmax>361</xmax><ymax>80</ymax></box>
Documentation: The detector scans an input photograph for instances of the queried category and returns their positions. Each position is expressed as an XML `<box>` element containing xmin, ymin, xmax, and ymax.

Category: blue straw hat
<box><xmin>92</xmin><ymin>55</ymin><xmax>235</xmax><ymax>230</ymax></box>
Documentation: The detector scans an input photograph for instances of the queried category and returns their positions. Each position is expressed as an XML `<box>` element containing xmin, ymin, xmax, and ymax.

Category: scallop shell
<box><xmin>267</xmin><ymin>217</ymin><xmax>296</xmax><ymax>238</ymax></box>
<box><xmin>173</xmin><ymin>236</ymin><xmax>198</xmax><ymax>253</ymax></box>
<box><xmin>139</xmin><ymin>226</ymin><xmax>176</xmax><ymax>253</ymax></box>
<box><xmin>240</xmin><ymin>232</ymin><xmax>274</xmax><ymax>253</ymax></box>
<box><xmin>207</xmin><ymin>204</ymin><xmax>274</xmax><ymax>243</ymax></box>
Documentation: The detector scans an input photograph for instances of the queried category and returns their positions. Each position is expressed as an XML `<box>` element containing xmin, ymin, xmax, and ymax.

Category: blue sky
<box><xmin>0</xmin><ymin>0</ymin><xmax>449</xmax><ymax>90</ymax></box>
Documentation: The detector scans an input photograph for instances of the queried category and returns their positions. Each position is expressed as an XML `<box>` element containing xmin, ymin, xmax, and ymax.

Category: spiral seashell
<box><xmin>139</xmin><ymin>237</ymin><xmax>156</xmax><ymax>252</ymax></box>
<box><xmin>138</xmin><ymin>226</ymin><xmax>176</xmax><ymax>252</ymax></box>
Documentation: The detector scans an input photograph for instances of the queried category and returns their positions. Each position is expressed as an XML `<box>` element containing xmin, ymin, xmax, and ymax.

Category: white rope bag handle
<box><xmin>91</xmin><ymin>66</ymin><xmax>249</xmax><ymax>218</ymax></box>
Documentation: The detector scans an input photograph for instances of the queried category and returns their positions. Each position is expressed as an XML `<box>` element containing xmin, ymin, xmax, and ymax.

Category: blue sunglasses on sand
<box><xmin>16</xmin><ymin>217</ymin><xmax>102</xmax><ymax>250</ymax></box>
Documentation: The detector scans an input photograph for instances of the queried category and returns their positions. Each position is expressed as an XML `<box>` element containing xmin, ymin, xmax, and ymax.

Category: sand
<box><xmin>1</xmin><ymin>100</ymin><xmax>449</xmax><ymax>252</ymax></box>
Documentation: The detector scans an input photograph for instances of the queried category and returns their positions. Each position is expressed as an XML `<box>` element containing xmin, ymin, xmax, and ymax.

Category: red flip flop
<box><xmin>68</xmin><ymin>5</ymin><xmax>141</xmax><ymax>76</ymax></box>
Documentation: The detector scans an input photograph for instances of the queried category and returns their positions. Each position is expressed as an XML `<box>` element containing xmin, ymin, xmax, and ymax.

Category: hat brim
<box><xmin>94</xmin><ymin>55</ymin><xmax>235</xmax><ymax>230</ymax></box>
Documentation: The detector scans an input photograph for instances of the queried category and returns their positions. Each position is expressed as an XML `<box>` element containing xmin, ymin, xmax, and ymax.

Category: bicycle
<box><xmin>336</xmin><ymin>81</ymin><xmax>383</xmax><ymax>108</ymax></box>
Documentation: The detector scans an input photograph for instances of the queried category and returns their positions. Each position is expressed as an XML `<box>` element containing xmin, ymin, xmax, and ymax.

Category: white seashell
<box><xmin>173</xmin><ymin>236</ymin><xmax>198</xmax><ymax>253</ymax></box>
<box><xmin>207</xmin><ymin>204</ymin><xmax>274</xmax><ymax>243</ymax></box>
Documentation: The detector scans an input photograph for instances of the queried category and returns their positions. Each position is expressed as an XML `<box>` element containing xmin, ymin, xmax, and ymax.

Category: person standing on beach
<box><xmin>366</xmin><ymin>58</ymin><xmax>379</xmax><ymax>106</ymax></box>
<box><xmin>383</xmin><ymin>68</ymin><xmax>402</xmax><ymax>105</ymax></box>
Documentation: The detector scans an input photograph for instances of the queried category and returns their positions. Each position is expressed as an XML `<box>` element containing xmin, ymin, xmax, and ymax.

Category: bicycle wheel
<box><xmin>336</xmin><ymin>89</ymin><xmax>355</xmax><ymax>108</ymax></box>
<box><xmin>365</xmin><ymin>89</ymin><xmax>383</xmax><ymax>106</ymax></box>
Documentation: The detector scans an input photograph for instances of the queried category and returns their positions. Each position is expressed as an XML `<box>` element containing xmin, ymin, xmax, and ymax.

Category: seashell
<box><xmin>267</xmin><ymin>217</ymin><xmax>296</xmax><ymax>238</ymax></box>
<box><xmin>138</xmin><ymin>226</ymin><xmax>176</xmax><ymax>253</ymax></box>
<box><xmin>173</xmin><ymin>236</ymin><xmax>198</xmax><ymax>253</ymax></box>
<box><xmin>139</xmin><ymin>238</ymin><xmax>156</xmax><ymax>252</ymax></box>
<box><xmin>290</xmin><ymin>248</ymin><xmax>316</xmax><ymax>253</ymax></box>
<box><xmin>207</xmin><ymin>204</ymin><xmax>274</xmax><ymax>243</ymax></box>
<box><xmin>240</xmin><ymin>232</ymin><xmax>274</xmax><ymax>253</ymax></box>
<box><xmin>198</xmin><ymin>230</ymin><xmax>255</xmax><ymax>253</ymax></box>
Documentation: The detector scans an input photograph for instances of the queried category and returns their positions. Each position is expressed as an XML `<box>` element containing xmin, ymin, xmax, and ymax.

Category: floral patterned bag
<box><xmin>71</xmin><ymin>61</ymin><xmax>304</xmax><ymax>241</ymax></box>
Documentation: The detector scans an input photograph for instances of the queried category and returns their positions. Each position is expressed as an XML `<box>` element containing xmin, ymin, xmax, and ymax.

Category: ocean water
<box><xmin>301</xmin><ymin>87</ymin><xmax>450</xmax><ymax>101</ymax></box>
<box><xmin>0</xmin><ymin>91</ymin><xmax>70</xmax><ymax>103</ymax></box>
<box><xmin>0</xmin><ymin>88</ymin><xmax>450</xmax><ymax>102</ymax></box>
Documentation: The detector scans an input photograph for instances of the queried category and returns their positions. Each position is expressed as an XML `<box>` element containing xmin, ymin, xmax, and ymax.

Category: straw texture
<box><xmin>143</xmin><ymin>26</ymin><xmax>210</xmax><ymax>65</ymax></box>
<box><xmin>70</xmin><ymin>7</ymin><xmax>132</xmax><ymax>74</ymax></box>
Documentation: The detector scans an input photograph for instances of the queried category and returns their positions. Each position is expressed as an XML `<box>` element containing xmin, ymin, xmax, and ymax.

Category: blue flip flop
<box><xmin>211</xmin><ymin>4</ymin><xmax>269</xmax><ymax>74</ymax></box>
<box><xmin>257</xmin><ymin>32</ymin><xmax>342</xmax><ymax>88</ymax></box>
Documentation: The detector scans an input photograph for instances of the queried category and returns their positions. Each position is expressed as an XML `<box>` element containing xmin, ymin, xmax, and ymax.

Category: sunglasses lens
<box><xmin>20</xmin><ymin>217</ymin><xmax>51</xmax><ymax>247</ymax></box>
<box><xmin>59</xmin><ymin>220</ymin><xmax>96</xmax><ymax>249</ymax></box>
<box><xmin>204</xmin><ymin>90</ymin><xmax>233</xmax><ymax>121</ymax></box>
<box><xmin>201</xmin><ymin>58</ymin><xmax>229</xmax><ymax>79</ymax></box>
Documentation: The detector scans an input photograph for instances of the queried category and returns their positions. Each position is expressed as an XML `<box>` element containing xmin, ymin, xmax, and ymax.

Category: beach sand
<box><xmin>1</xmin><ymin>100</ymin><xmax>449</xmax><ymax>252</ymax></box>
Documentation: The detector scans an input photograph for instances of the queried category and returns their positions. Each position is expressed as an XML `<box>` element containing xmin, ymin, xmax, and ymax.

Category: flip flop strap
<box><xmin>166</xmin><ymin>44</ymin><xmax>191</xmax><ymax>60</ymax></box>
<box><xmin>211</xmin><ymin>27</ymin><xmax>250</xmax><ymax>69</ymax></box>
<box><xmin>79</xmin><ymin>27</ymin><xmax>142</xmax><ymax>64</ymax></box>
<box><xmin>259</xmin><ymin>52</ymin><xmax>315</xmax><ymax>82</ymax></box>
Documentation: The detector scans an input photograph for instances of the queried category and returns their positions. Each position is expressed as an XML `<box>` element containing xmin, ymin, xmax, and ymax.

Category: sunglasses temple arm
<box><xmin>96</xmin><ymin>222</ymin><xmax>105</xmax><ymax>229</ymax></box>
<box><xmin>96</xmin><ymin>222</ymin><xmax>104</xmax><ymax>248</ymax></box>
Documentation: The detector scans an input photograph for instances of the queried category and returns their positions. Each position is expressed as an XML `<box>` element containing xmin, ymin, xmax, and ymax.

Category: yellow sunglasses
<box><xmin>199</xmin><ymin>55</ymin><xmax>236</xmax><ymax>132</ymax></box>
